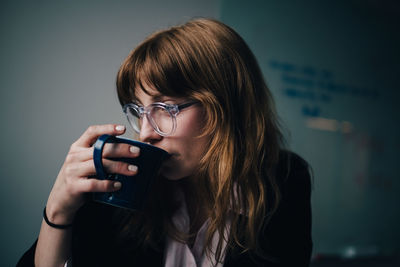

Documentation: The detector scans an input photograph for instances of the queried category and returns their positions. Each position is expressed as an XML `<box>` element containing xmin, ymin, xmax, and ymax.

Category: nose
<box><xmin>139</xmin><ymin>115</ymin><xmax>162</xmax><ymax>144</ymax></box>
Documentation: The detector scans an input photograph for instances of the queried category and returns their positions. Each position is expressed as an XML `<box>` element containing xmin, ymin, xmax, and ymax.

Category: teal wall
<box><xmin>221</xmin><ymin>0</ymin><xmax>400</xmax><ymax>258</ymax></box>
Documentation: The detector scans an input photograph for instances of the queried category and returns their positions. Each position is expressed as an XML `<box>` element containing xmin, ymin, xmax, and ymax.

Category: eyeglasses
<box><xmin>123</xmin><ymin>101</ymin><xmax>198</xmax><ymax>136</ymax></box>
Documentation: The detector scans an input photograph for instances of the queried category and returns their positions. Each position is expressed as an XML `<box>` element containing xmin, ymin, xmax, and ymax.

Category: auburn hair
<box><xmin>115</xmin><ymin>18</ymin><xmax>284</xmax><ymax>262</ymax></box>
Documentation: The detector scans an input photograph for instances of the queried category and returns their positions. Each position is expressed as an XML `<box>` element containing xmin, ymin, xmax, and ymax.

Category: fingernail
<box><xmin>128</xmin><ymin>165</ymin><xmax>138</xmax><ymax>172</ymax></box>
<box><xmin>115</xmin><ymin>125</ymin><xmax>125</xmax><ymax>131</ymax></box>
<box><xmin>130</xmin><ymin>146</ymin><xmax>140</xmax><ymax>154</ymax></box>
<box><xmin>114</xmin><ymin>182</ymin><xmax>122</xmax><ymax>189</ymax></box>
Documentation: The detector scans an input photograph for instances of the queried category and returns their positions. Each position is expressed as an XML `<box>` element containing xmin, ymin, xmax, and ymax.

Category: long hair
<box><xmin>115</xmin><ymin>18</ymin><xmax>284</xmax><ymax>262</ymax></box>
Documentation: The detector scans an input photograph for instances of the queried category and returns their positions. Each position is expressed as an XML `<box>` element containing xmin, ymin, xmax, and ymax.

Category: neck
<box><xmin>178</xmin><ymin>177</ymin><xmax>209</xmax><ymax>241</ymax></box>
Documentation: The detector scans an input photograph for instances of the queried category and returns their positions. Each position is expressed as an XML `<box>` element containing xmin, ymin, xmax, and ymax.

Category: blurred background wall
<box><xmin>0</xmin><ymin>1</ymin><xmax>220</xmax><ymax>265</ymax></box>
<box><xmin>1</xmin><ymin>0</ymin><xmax>399</xmax><ymax>266</ymax></box>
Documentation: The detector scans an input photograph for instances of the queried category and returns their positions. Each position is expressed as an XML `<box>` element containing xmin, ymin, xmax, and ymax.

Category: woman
<box><xmin>18</xmin><ymin>18</ymin><xmax>312</xmax><ymax>267</ymax></box>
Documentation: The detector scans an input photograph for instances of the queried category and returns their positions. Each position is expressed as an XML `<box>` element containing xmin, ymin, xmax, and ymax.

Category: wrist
<box><xmin>43</xmin><ymin>206</ymin><xmax>74</xmax><ymax>229</ymax></box>
<box><xmin>44</xmin><ymin>204</ymin><xmax>76</xmax><ymax>226</ymax></box>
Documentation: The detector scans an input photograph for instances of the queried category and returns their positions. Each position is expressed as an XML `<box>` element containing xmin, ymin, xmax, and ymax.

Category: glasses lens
<box><xmin>150</xmin><ymin>105</ymin><xmax>174</xmax><ymax>135</ymax></box>
<box><xmin>125</xmin><ymin>106</ymin><xmax>141</xmax><ymax>133</ymax></box>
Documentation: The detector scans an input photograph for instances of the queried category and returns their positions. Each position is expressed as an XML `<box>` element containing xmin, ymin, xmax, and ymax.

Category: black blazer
<box><xmin>17</xmin><ymin>151</ymin><xmax>312</xmax><ymax>267</ymax></box>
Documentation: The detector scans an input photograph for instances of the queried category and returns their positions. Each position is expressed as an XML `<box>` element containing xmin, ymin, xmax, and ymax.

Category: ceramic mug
<box><xmin>92</xmin><ymin>134</ymin><xmax>169</xmax><ymax>210</ymax></box>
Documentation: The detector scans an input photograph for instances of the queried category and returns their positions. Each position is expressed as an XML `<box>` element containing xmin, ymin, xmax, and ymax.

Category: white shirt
<box><xmin>163</xmin><ymin>190</ymin><xmax>231</xmax><ymax>267</ymax></box>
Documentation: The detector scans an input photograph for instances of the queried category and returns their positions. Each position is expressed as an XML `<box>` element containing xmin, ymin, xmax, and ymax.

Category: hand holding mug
<box><xmin>45</xmin><ymin>124</ymin><xmax>140</xmax><ymax>225</ymax></box>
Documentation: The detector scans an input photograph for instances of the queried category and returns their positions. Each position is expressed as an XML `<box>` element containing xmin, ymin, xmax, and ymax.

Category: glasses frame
<box><xmin>123</xmin><ymin>101</ymin><xmax>198</xmax><ymax>137</ymax></box>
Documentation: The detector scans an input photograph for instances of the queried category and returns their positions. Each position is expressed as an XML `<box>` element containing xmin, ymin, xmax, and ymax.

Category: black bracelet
<box><xmin>43</xmin><ymin>207</ymin><xmax>73</xmax><ymax>229</ymax></box>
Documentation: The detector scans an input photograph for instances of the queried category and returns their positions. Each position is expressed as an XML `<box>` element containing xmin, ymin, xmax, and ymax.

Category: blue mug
<box><xmin>92</xmin><ymin>134</ymin><xmax>169</xmax><ymax>210</ymax></box>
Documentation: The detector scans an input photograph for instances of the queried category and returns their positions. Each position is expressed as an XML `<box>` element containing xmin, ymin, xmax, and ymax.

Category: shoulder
<box><xmin>261</xmin><ymin>150</ymin><xmax>313</xmax><ymax>265</ymax></box>
<box><xmin>272</xmin><ymin>150</ymin><xmax>312</xmax><ymax>223</ymax></box>
<box><xmin>224</xmin><ymin>150</ymin><xmax>313</xmax><ymax>266</ymax></box>
<box><xmin>275</xmin><ymin>150</ymin><xmax>312</xmax><ymax>195</ymax></box>
<box><xmin>277</xmin><ymin>150</ymin><xmax>311</xmax><ymax>179</ymax></box>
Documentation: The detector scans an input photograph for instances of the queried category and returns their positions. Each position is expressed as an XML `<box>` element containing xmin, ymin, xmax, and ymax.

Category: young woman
<box><xmin>18</xmin><ymin>18</ymin><xmax>312</xmax><ymax>267</ymax></box>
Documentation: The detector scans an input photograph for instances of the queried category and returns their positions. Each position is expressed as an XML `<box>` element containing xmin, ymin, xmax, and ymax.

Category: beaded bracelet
<box><xmin>43</xmin><ymin>207</ymin><xmax>73</xmax><ymax>229</ymax></box>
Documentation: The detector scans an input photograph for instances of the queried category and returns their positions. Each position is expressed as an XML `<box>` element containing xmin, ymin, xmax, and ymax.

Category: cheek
<box><xmin>161</xmin><ymin>107</ymin><xmax>209</xmax><ymax>179</ymax></box>
<box><xmin>161</xmin><ymin>134</ymin><xmax>210</xmax><ymax>180</ymax></box>
<box><xmin>176</xmin><ymin>107</ymin><xmax>207</xmax><ymax>137</ymax></box>
<box><xmin>160</xmin><ymin>158</ymin><xmax>182</xmax><ymax>180</ymax></box>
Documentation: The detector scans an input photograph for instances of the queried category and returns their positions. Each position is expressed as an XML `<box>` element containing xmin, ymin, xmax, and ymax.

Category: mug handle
<box><xmin>93</xmin><ymin>134</ymin><xmax>116</xmax><ymax>180</ymax></box>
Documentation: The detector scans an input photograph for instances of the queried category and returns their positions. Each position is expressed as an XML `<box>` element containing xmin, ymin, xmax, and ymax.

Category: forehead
<box><xmin>134</xmin><ymin>86</ymin><xmax>157</xmax><ymax>104</ymax></box>
<box><xmin>134</xmin><ymin>86</ymin><xmax>185</xmax><ymax>105</ymax></box>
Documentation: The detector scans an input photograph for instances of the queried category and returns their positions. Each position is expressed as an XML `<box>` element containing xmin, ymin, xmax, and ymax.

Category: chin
<box><xmin>159</xmin><ymin>164</ymin><xmax>184</xmax><ymax>180</ymax></box>
<box><xmin>164</xmin><ymin>175</ymin><xmax>185</xmax><ymax>181</ymax></box>
<box><xmin>159</xmin><ymin>156</ymin><xmax>185</xmax><ymax>180</ymax></box>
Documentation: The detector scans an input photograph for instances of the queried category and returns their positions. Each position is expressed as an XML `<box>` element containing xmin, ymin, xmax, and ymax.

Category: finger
<box><xmin>65</xmin><ymin>159</ymin><xmax>138</xmax><ymax>178</ymax></box>
<box><xmin>73</xmin><ymin>124</ymin><xmax>126</xmax><ymax>148</ymax></box>
<box><xmin>64</xmin><ymin>160</ymin><xmax>97</xmax><ymax>177</ymax></box>
<box><xmin>76</xmin><ymin>178</ymin><xmax>122</xmax><ymax>193</ymax></box>
<box><xmin>101</xmin><ymin>158</ymin><xmax>139</xmax><ymax>176</ymax></box>
<box><xmin>66</xmin><ymin>143</ymin><xmax>140</xmax><ymax>163</ymax></box>
<box><xmin>103</xmin><ymin>143</ymin><xmax>141</xmax><ymax>158</ymax></box>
